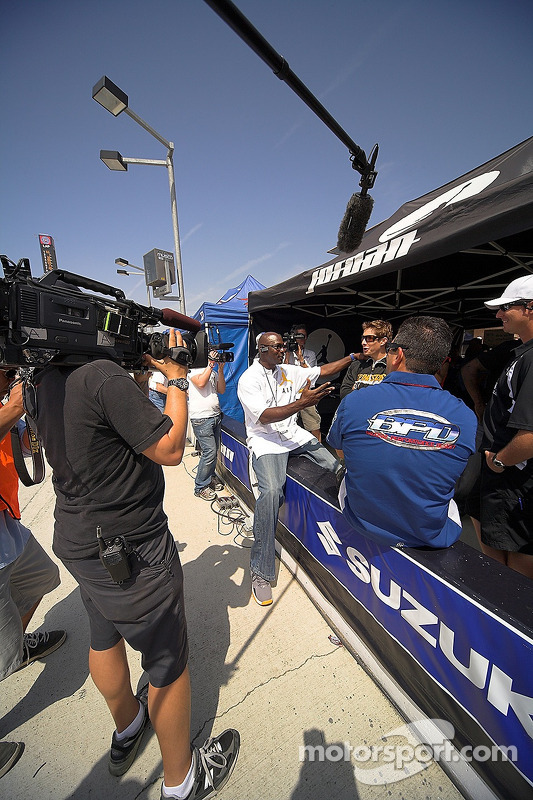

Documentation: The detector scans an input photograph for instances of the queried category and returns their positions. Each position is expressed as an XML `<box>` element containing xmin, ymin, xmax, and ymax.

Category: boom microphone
<box><xmin>158</xmin><ymin>308</ymin><xmax>202</xmax><ymax>332</ymax></box>
<box><xmin>337</xmin><ymin>192</ymin><xmax>374</xmax><ymax>254</ymax></box>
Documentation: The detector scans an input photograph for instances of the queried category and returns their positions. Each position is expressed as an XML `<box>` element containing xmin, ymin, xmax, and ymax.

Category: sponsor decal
<box><xmin>366</xmin><ymin>408</ymin><xmax>460</xmax><ymax>450</ymax></box>
<box><xmin>307</xmin><ymin>230</ymin><xmax>419</xmax><ymax>294</ymax></box>
<box><xmin>220</xmin><ymin>442</ymin><xmax>234</xmax><ymax>463</ymax></box>
<box><xmin>378</xmin><ymin>171</ymin><xmax>500</xmax><ymax>243</ymax></box>
<box><xmin>314</xmin><ymin>523</ymin><xmax>533</xmax><ymax>746</ymax></box>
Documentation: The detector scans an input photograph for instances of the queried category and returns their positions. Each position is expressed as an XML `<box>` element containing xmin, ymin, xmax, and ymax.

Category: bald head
<box><xmin>257</xmin><ymin>332</ymin><xmax>286</xmax><ymax>368</ymax></box>
<box><xmin>258</xmin><ymin>332</ymin><xmax>282</xmax><ymax>349</ymax></box>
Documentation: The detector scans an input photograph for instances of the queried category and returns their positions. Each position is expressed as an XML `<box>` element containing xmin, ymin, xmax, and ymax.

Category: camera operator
<box><xmin>28</xmin><ymin>330</ymin><xmax>240</xmax><ymax>799</ymax></box>
<box><xmin>1</xmin><ymin>369</ymin><xmax>65</xmax><ymax>780</ymax></box>
<box><xmin>284</xmin><ymin>324</ymin><xmax>323</xmax><ymax>441</ymax></box>
<box><xmin>189</xmin><ymin>350</ymin><xmax>226</xmax><ymax>501</ymax></box>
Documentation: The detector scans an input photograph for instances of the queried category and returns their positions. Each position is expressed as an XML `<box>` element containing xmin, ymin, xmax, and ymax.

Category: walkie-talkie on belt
<box><xmin>97</xmin><ymin>526</ymin><xmax>132</xmax><ymax>584</ymax></box>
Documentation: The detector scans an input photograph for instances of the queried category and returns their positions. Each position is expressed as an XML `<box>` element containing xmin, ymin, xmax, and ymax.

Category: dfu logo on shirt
<box><xmin>366</xmin><ymin>409</ymin><xmax>460</xmax><ymax>450</ymax></box>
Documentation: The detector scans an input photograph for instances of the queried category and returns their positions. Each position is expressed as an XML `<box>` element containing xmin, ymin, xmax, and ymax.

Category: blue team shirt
<box><xmin>327</xmin><ymin>372</ymin><xmax>477</xmax><ymax>548</ymax></box>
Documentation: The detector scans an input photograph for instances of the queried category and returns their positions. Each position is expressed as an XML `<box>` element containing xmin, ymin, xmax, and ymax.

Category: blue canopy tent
<box><xmin>192</xmin><ymin>275</ymin><xmax>265</xmax><ymax>422</ymax></box>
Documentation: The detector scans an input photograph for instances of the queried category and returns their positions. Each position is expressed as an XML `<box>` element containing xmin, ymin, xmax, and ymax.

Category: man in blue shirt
<box><xmin>327</xmin><ymin>317</ymin><xmax>477</xmax><ymax>549</ymax></box>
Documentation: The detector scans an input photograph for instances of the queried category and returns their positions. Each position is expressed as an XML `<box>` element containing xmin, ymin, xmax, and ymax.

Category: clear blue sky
<box><xmin>2</xmin><ymin>0</ymin><xmax>532</xmax><ymax>314</ymax></box>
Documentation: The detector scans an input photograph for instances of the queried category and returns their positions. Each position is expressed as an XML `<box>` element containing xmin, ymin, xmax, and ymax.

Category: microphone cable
<box><xmin>210</xmin><ymin>498</ymin><xmax>254</xmax><ymax>549</ymax></box>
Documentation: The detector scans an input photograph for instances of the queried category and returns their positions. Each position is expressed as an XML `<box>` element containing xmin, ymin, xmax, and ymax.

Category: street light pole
<box><xmin>115</xmin><ymin>258</ymin><xmax>151</xmax><ymax>306</ymax></box>
<box><xmin>93</xmin><ymin>76</ymin><xmax>186</xmax><ymax>314</ymax></box>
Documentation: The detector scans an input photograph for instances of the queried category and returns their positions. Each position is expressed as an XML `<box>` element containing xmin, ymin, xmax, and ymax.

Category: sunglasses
<box><xmin>361</xmin><ymin>335</ymin><xmax>382</xmax><ymax>343</ymax></box>
<box><xmin>385</xmin><ymin>342</ymin><xmax>410</xmax><ymax>354</ymax></box>
<box><xmin>268</xmin><ymin>344</ymin><xmax>287</xmax><ymax>351</ymax></box>
<box><xmin>496</xmin><ymin>301</ymin><xmax>529</xmax><ymax>312</ymax></box>
<box><xmin>0</xmin><ymin>368</ymin><xmax>17</xmax><ymax>379</ymax></box>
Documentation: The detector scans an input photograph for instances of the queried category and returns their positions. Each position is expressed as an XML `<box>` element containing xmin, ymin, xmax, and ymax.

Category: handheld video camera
<box><xmin>283</xmin><ymin>331</ymin><xmax>299</xmax><ymax>352</ymax></box>
<box><xmin>0</xmin><ymin>256</ymin><xmax>233</xmax><ymax>371</ymax></box>
<box><xmin>208</xmin><ymin>348</ymin><xmax>234</xmax><ymax>364</ymax></box>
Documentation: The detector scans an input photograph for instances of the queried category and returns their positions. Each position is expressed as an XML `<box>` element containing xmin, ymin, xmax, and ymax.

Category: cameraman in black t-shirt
<box><xmin>31</xmin><ymin>329</ymin><xmax>239</xmax><ymax>800</ymax></box>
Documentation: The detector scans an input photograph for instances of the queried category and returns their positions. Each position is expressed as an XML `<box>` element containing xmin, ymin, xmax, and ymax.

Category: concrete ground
<box><xmin>1</xmin><ymin>443</ymin><xmax>466</xmax><ymax>800</ymax></box>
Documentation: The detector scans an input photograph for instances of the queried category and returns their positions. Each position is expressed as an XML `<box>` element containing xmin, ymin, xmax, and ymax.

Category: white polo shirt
<box><xmin>237</xmin><ymin>359</ymin><xmax>321</xmax><ymax>457</ymax></box>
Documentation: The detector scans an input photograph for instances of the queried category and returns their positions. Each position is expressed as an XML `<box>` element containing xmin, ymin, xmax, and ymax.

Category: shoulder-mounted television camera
<box><xmin>0</xmin><ymin>256</ymin><xmax>233</xmax><ymax>371</ymax></box>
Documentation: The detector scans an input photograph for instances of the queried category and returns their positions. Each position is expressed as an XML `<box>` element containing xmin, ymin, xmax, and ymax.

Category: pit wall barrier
<box><xmin>218</xmin><ymin>417</ymin><xmax>533</xmax><ymax>800</ymax></box>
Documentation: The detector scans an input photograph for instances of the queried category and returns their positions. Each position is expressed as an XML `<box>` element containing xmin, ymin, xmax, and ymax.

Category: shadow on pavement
<box><xmin>0</xmin><ymin>586</ymin><xmax>89</xmax><ymax>739</ymax></box>
<box><xmin>183</xmin><ymin>542</ymin><xmax>250</xmax><ymax>744</ymax></box>
<box><xmin>291</xmin><ymin>728</ymin><xmax>360</xmax><ymax>800</ymax></box>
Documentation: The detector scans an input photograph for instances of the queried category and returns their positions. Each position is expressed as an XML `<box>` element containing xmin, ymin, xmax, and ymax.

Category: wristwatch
<box><xmin>167</xmin><ymin>378</ymin><xmax>189</xmax><ymax>391</ymax></box>
<box><xmin>492</xmin><ymin>455</ymin><xmax>506</xmax><ymax>470</ymax></box>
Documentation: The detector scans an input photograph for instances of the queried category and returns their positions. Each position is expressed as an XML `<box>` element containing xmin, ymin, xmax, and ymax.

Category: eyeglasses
<box><xmin>496</xmin><ymin>301</ymin><xmax>529</xmax><ymax>312</ymax></box>
<box><xmin>385</xmin><ymin>342</ymin><xmax>410</xmax><ymax>354</ymax></box>
<box><xmin>361</xmin><ymin>334</ymin><xmax>381</xmax><ymax>343</ymax></box>
<box><xmin>294</xmin><ymin>334</ymin><xmax>306</xmax><ymax>339</ymax></box>
<box><xmin>268</xmin><ymin>344</ymin><xmax>287</xmax><ymax>351</ymax></box>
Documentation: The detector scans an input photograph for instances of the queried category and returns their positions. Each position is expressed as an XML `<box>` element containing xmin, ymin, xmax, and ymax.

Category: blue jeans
<box><xmin>191</xmin><ymin>414</ymin><xmax>222</xmax><ymax>492</ymax></box>
<box><xmin>251</xmin><ymin>440</ymin><xmax>339</xmax><ymax>581</ymax></box>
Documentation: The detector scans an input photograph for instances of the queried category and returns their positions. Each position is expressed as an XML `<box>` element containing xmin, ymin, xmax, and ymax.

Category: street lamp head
<box><xmin>115</xmin><ymin>258</ymin><xmax>129</xmax><ymax>268</ymax></box>
<box><xmin>116</xmin><ymin>269</ymin><xmax>130</xmax><ymax>276</ymax></box>
<box><xmin>92</xmin><ymin>76</ymin><xmax>128</xmax><ymax>116</ymax></box>
<box><xmin>100</xmin><ymin>150</ymin><xmax>128</xmax><ymax>171</ymax></box>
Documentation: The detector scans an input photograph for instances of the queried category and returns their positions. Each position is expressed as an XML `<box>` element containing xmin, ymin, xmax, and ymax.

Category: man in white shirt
<box><xmin>188</xmin><ymin>352</ymin><xmax>226</xmax><ymax>501</ymax></box>
<box><xmin>237</xmin><ymin>332</ymin><xmax>356</xmax><ymax>606</ymax></box>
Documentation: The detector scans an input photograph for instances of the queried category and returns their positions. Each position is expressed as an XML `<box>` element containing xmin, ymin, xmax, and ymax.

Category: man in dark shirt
<box><xmin>479</xmin><ymin>276</ymin><xmax>533</xmax><ymax>580</ymax></box>
<box><xmin>461</xmin><ymin>339</ymin><xmax>517</xmax><ymax>423</ymax></box>
<box><xmin>31</xmin><ymin>330</ymin><xmax>239</xmax><ymax>800</ymax></box>
<box><xmin>339</xmin><ymin>319</ymin><xmax>392</xmax><ymax>400</ymax></box>
<box><xmin>328</xmin><ymin>317</ymin><xmax>476</xmax><ymax>549</ymax></box>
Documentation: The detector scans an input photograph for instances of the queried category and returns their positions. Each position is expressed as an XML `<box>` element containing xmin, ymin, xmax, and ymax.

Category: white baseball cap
<box><xmin>484</xmin><ymin>275</ymin><xmax>533</xmax><ymax>309</ymax></box>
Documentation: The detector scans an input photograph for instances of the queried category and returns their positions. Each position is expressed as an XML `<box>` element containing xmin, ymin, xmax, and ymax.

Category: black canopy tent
<box><xmin>248</xmin><ymin>137</ymin><xmax>533</xmax><ymax>341</ymax></box>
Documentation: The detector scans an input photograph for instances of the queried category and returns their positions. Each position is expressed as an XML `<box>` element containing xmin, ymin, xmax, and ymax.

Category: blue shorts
<box><xmin>63</xmin><ymin>530</ymin><xmax>188</xmax><ymax>687</ymax></box>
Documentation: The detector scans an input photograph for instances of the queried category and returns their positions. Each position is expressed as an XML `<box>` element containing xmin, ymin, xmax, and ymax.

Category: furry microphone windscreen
<box><xmin>337</xmin><ymin>192</ymin><xmax>374</xmax><ymax>254</ymax></box>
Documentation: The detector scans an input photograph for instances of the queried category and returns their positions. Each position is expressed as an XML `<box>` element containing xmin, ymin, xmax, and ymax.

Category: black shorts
<box><xmin>63</xmin><ymin>530</ymin><xmax>188</xmax><ymax>688</ymax></box>
<box><xmin>479</xmin><ymin>462</ymin><xmax>533</xmax><ymax>554</ymax></box>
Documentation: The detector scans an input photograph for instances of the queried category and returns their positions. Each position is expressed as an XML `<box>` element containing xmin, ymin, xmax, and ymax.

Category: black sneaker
<box><xmin>0</xmin><ymin>741</ymin><xmax>24</xmax><ymax>779</ymax></box>
<box><xmin>18</xmin><ymin>630</ymin><xmax>67</xmax><ymax>669</ymax></box>
<box><xmin>161</xmin><ymin>729</ymin><xmax>240</xmax><ymax>800</ymax></box>
<box><xmin>109</xmin><ymin>684</ymin><xmax>149</xmax><ymax>776</ymax></box>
